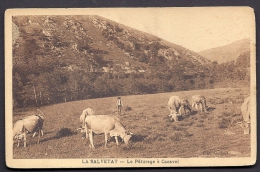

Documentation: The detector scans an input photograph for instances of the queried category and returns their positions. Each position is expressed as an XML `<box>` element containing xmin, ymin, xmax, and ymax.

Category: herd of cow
<box><xmin>12</xmin><ymin>95</ymin><xmax>251</xmax><ymax>149</ymax></box>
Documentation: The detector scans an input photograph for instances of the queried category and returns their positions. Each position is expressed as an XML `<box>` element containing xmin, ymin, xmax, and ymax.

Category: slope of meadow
<box><xmin>13</xmin><ymin>87</ymin><xmax>250</xmax><ymax>158</ymax></box>
<box><xmin>198</xmin><ymin>38</ymin><xmax>250</xmax><ymax>64</ymax></box>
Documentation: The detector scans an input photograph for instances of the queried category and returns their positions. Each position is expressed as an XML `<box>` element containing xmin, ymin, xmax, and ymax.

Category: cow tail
<box><xmin>114</xmin><ymin>115</ymin><xmax>120</xmax><ymax>121</ymax></box>
<box><xmin>203</xmin><ymin>98</ymin><xmax>207</xmax><ymax>111</ymax></box>
<box><xmin>37</xmin><ymin>109</ymin><xmax>45</xmax><ymax>116</ymax></box>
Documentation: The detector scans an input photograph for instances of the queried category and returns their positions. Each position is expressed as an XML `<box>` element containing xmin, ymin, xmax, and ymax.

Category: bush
<box><xmin>55</xmin><ymin>128</ymin><xmax>76</xmax><ymax>138</ymax></box>
<box><xmin>172</xmin><ymin>124</ymin><xmax>185</xmax><ymax>131</ymax></box>
<box><xmin>194</xmin><ymin>123</ymin><xmax>204</xmax><ymax>127</ymax></box>
<box><xmin>124</xmin><ymin>106</ymin><xmax>132</xmax><ymax>111</ymax></box>
<box><xmin>208</xmin><ymin>116</ymin><xmax>214</xmax><ymax>120</ymax></box>
<box><xmin>191</xmin><ymin>116</ymin><xmax>198</xmax><ymax>120</ymax></box>
<box><xmin>170</xmin><ymin>132</ymin><xmax>182</xmax><ymax>141</ymax></box>
<box><xmin>200</xmin><ymin>113</ymin><xmax>207</xmax><ymax>119</ymax></box>
<box><xmin>179</xmin><ymin>121</ymin><xmax>194</xmax><ymax>126</ymax></box>
<box><xmin>231</xmin><ymin>113</ymin><xmax>241</xmax><ymax>118</ymax></box>
<box><xmin>199</xmin><ymin>119</ymin><xmax>204</xmax><ymax>123</ymax></box>
<box><xmin>222</xmin><ymin>112</ymin><xmax>232</xmax><ymax>117</ymax></box>
<box><xmin>152</xmin><ymin>114</ymin><xmax>157</xmax><ymax>117</ymax></box>
<box><xmin>218</xmin><ymin>118</ymin><xmax>231</xmax><ymax>129</ymax></box>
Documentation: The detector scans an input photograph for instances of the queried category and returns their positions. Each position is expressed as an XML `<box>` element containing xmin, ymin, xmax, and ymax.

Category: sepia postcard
<box><xmin>5</xmin><ymin>7</ymin><xmax>256</xmax><ymax>168</ymax></box>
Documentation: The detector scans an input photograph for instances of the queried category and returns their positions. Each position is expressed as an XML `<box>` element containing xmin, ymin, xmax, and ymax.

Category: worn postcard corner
<box><xmin>5</xmin><ymin>7</ymin><xmax>256</xmax><ymax>168</ymax></box>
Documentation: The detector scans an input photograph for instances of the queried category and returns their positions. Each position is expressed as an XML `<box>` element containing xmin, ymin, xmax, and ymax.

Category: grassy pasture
<box><xmin>13</xmin><ymin>87</ymin><xmax>250</xmax><ymax>158</ymax></box>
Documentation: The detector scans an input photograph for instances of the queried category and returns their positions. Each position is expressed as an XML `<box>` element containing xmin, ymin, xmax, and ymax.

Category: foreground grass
<box><xmin>13</xmin><ymin>87</ymin><xmax>250</xmax><ymax>158</ymax></box>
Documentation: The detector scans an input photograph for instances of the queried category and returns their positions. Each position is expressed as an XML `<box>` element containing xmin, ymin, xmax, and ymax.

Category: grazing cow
<box><xmin>13</xmin><ymin>109</ymin><xmax>45</xmax><ymax>147</ymax></box>
<box><xmin>167</xmin><ymin>96</ymin><xmax>192</xmax><ymax>122</ymax></box>
<box><xmin>191</xmin><ymin>95</ymin><xmax>208</xmax><ymax>112</ymax></box>
<box><xmin>238</xmin><ymin>96</ymin><xmax>250</xmax><ymax>134</ymax></box>
<box><xmin>78</xmin><ymin>115</ymin><xmax>133</xmax><ymax>149</ymax></box>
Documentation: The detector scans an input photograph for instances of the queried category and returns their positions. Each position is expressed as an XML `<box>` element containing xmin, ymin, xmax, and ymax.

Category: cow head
<box><xmin>123</xmin><ymin>131</ymin><xmax>133</xmax><ymax>145</ymax></box>
<box><xmin>169</xmin><ymin>112</ymin><xmax>179</xmax><ymax>122</ymax></box>
<box><xmin>14</xmin><ymin>133</ymin><xmax>24</xmax><ymax>140</ymax></box>
<box><xmin>238</xmin><ymin>121</ymin><xmax>251</xmax><ymax>134</ymax></box>
<box><xmin>77</xmin><ymin>127</ymin><xmax>87</xmax><ymax>139</ymax></box>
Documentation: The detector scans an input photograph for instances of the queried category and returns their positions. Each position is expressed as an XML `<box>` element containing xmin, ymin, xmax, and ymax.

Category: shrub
<box><xmin>170</xmin><ymin>132</ymin><xmax>182</xmax><ymax>141</ymax></box>
<box><xmin>208</xmin><ymin>116</ymin><xmax>214</xmax><ymax>120</ymax></box>
<box><xmin>199</xmin><ymin>119</ymin><xmax>204</xmax><ymax>123</ymax></box>
<box><xmin>144</xmin><ymin>133</ymin><xmax>166</xmax><ymax>143</ymax></box>
<box><xmin>195</xmin><ymin>123</ymin><xmax>204</xmax><ymax>127</ymax></box>
<box><xmin>181</xmin><ymin>130</ymin><xmax>193</xmax><ymax>137</ymax></box>
<box><xmin>172</xmin><ymin>124</ymin><xmax>185</xmax><ymax>131</ymax></box>
<box><xmin>191</xmin><ymin>116</ymin><xmax>198</xmax><ymax>120</ymax></box>
<box><xmin>218</xmin><ymin>118</ymin><xmax>231</xmax><ymax>128</ymax></box>
<box><xmin>231</xmin><ymin>113</ymin><xmax>241</xmax><ymax>118</ymax></box>
<box><xmin>208</xmin><ymin>98</ymin><xmax>224</xmax><ymax>104</ymax></box>
<box><xmin>124</xmin><ymin>106</ymin><xmax>132</xmax><ymax>111</ymax></box>
<box><xmin>179</xmin><ymin>121</ymin><xmax>194</xmax><ymax>126</ymax></box>
<box><xmin>200</xmin><ymin>114</ymin><xmax>207</xmax><ymax>119</ymax></box>
<box><xmin>152</xmin><ymin>114</ymin><xmax>157</xmax><ymax>117</ymax></box>
<box><xmin>222</xmin><ymin>112</ymin><xmax>232</xmax><ymax>117</ymax></box>
<box><xmin>55</xmin><ymin>128</ymin><xmax>76</xmax><ymax>138</ymax></box>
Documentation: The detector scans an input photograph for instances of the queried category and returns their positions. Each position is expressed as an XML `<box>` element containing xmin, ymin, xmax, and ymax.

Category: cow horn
<box><xmin>37</xmin><ymin>109</ymin><xmax>45</xmax><ymax>116</ymax></box>
<box><xmin>77</xmin><ymin>128</ymin><xmax>82</xmax><ymax>131</ymax></box>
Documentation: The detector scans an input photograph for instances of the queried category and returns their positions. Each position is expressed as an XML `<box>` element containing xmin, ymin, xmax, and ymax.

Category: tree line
<box><xmin>13</xmin><ymin>51</ymin><xmax>250</xmax><ymax>108</ymax></box>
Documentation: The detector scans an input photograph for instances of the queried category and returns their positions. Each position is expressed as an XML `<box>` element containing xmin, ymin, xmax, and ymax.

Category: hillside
<box><xmin>12</xmin><ymin>15</ymin><xmax>214</xmax><ymax>108</ymax></box>
<box><xmin>198</xmin><ymin>38</ymin><xmax>250</xmax><ymax>63</ymax></box>
<box><xmin>13</xmin><ymin>15</ymin><xmax>210</xmax><ymax>74</ymax></box>
<box><xmin>13</xmin><ymin>87</ymin><xmax>251</xmax><ymax>159</ymax></box>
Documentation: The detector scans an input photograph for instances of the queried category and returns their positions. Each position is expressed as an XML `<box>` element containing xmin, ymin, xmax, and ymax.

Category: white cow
<box><xmin>13</xmin><ymin>109</ymin><xmax>45</xmax><ymax>147</ymax></box>
<box><xmin>167</xmin><ymin>96</ymin><xmax>191</xmax><ymax>122</ymax></box>
<box><xmin>238</xmin><ymin>96</ymin><xmax>250</xmax><ymax>134</ymax></box>
<box><xmin>191</xmin><ymin>95</ymin><xmax>208</xmax><ymax>112</ymax></box>
<box><xmin>78</xmin><ymin>115</ymin><xmax>133</xmax><ymax>149</ymax></box>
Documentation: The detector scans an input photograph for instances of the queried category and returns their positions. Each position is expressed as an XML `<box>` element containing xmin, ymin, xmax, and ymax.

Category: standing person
<box><xmin>116</xmin><ymin>97</ymin><xmax>123</xmax><ymax>115</ymax></box>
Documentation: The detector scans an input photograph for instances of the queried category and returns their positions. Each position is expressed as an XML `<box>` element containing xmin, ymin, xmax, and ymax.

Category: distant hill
<box><xmin>198</xmin><ymin>38</ymin><xmax>250</xmax><ymax>63</ymax></box>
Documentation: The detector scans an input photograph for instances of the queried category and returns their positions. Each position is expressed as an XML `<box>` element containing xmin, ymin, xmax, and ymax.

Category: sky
<box><xmin>84</xmin><ymin>7</ymin><xmax>255</xmax><ymax>52</ymax></box>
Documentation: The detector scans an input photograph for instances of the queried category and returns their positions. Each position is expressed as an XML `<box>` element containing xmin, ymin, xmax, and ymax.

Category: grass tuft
<box><xmin>170</xmin><ymin>132</ymin><xmax>182</xmax><ymax>141</ymax></box>
<box><xmin>55</xmin><ymin>128</ymin><xmax>76</xmax><ymax>138</ymax></box>
<box><xmin>195</xmin><ymin>123</ymin><xmax>204</xmax><ymax>127</ymax></box>
<box><xmin>124</xmin><ymin>106</ymin><xmax>132</xmax><ymax>111</ymax></box>
<box><xmin>218</xmin><ymin>118</ymin><xmax>231</xmax><ymax>129</ymax></box>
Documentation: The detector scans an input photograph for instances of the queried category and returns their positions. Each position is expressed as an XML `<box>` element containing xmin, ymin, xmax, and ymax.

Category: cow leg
<box><xmin>178</xmin><ymin>106</ymin><xmax>183</xmax><ymax>116</ymax></box>
<box><xmin>104</xmin><ymin>133</ymin><xmax>108</xmax><ymax>149</ymax></box>
<box><xmin>200</xmin><ymin>103</ymin><xmax>203</xmax><ymax>112</ymax></box>
<box><xmin>38</xmin><ymin>129</ymin><xmax>41</xmax><ymax>144</ymax></box>
<box><xmin>115</xmin><ymin>136</ymin><xmax>119</xmax><ymax>146</ymax></box>
<box><xmin>89</xmin><ymin>131</ymin><xmax>95</xmax><ymax>149</ymax></box>
<box><xmin>184</xmin><ymin>107</ymin><xmax>189</xmax><ymax>114</ymax></box>
<box><xmin>24</xmin><ymin>132</ymin><xmax>27</xmax><ymax>147</ymax></box>
<box><xmin>203</xmin><ymin>102</ymin><xmax>207</xmax><ymax>112</ymax></box>
<box><xmin>17</xmin><ymin>139</ymin><xmax>20</xmax><ymax>147</ymax></box>
<box><xmin>84</xmin><ymin>123</ymin><xmax>89</xmax><ymax>139</ymax></box>
<box><xmin>195</xmin><ymin>103</ymin><xmax>198</xmax><ymax>110</ymax></box>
